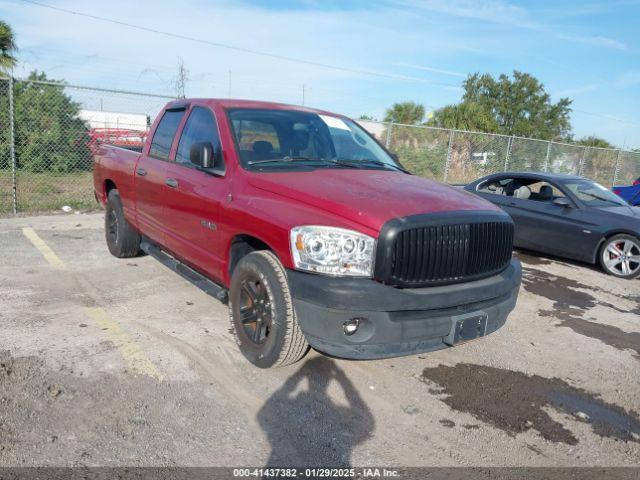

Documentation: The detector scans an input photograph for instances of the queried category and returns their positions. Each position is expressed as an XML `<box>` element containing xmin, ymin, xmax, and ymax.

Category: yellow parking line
<box><xmin>22</xmin><ymin>227</ymin><xmax>163</xmax><ymax>381</ymax></box>
<box><xmin>85</xmin><ymin>307</ymin><xmax>163</xmax><ymax>380</ymax></box>
<box><xmin>22</xmin><ymin>227</ymin><xmax>67</xmax><ymax>270</ymax></box>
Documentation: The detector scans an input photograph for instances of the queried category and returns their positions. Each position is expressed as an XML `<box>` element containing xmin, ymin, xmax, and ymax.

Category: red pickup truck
<box><xmin>93</xmin><ymin>99</ymin><xmax>521</xmax><ymax>368</ymax></box>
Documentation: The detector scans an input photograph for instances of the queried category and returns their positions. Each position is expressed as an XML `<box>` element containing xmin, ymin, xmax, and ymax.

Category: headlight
<box><xmin>290</xmin><ymin>226</ymin><xmax>375</xmax><ymax>277</ymax></box>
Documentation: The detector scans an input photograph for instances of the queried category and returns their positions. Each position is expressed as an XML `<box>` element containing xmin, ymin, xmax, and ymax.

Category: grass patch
<box><xmin>0</xmin><ymin>170</ymin><xmax>96</xmax><ymax>215</ymax></box>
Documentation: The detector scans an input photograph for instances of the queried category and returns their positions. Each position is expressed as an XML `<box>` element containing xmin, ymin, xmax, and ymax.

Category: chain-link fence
<box><xmin>0</xmin><ymin>77</ymin><xmax>173</xmax><ymax>215</ymax></box>
<box><xmin>1</xmin><ymin>76</ymin><xmax>639</xmax><ymax>215</ymax></box>
<box><xmin>362</xmin><ymin>120</ymin><xmax>640</xmax><ymax>187</ymax></box>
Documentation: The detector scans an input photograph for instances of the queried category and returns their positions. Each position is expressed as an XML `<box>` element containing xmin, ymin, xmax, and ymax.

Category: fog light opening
<box><xmin>343</xmin><ymin>318</ymin><xmax>362</xmax><ymax>336</ymax></box>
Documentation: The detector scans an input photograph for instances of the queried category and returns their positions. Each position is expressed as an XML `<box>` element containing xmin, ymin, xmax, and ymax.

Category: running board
<box><xmin>140</xmin><ymin>240</ymin><xmax>228</xmax><ymax>302</ymax></box>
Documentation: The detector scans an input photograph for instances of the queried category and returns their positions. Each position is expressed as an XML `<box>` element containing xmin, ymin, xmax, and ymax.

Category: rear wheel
<box><xmin>105</xmin><ymin>189</ymin><xmax>141</xmax><ymax>258</ymax></box>
<box><xmin>228</xmin><ymin>250</ymin><xmax>309</xmax><ymax>368</ymax></box>
<box><xmin>599</xmin><ymin>234</ymin><xmax>640</xmax><ymax>279</ymax></box>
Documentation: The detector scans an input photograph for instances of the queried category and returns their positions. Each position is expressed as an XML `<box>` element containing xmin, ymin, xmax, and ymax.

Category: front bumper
<box><xmin>288</xmin><ymin>259</ymin><xmax>521</xmax><ymax>359</ymax></box>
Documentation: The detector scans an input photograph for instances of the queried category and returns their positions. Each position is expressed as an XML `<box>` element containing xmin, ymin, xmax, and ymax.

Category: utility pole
<box><xmin>8</xmin><ymin>75</ymin><xmax>17</xmax><ymax>214</ymax></box>
<box><xmin>227</xmin><ymin>70</ymin><xmax>232</xmax><ymax>98</ymax></box>
<box><xmin>173</xmin><ymin>57</ymin><xmax>189</xmax><ymax>99</ymax></box>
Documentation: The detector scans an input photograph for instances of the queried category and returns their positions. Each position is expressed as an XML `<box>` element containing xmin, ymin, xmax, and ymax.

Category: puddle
<box><xmin>522</xmin><ymin>268</ymin><xmax>600</xmax><ymax>311</ymax></box>
<box><xmin>522</xmin><ymin>267</ymin><xmax>640</xmax><ymax>358</ymax></box>
<box><xmin>522</xmin><ymin>267</ymin><xmax>639</xmax><ymax>315</ymax></box>
<box><xmin>421</xmin><ymin>363</ymin><xmax>640</xmax><ymax>445</ymax></box>
<box><xmin>516</xmin><ymin>252</ymin><xmax>553</xmax><ymax>266</ymax></box>
<box><xmin>540</xmin><ymin>310</ymin><xmax>640</xmax><ymax>359</ymax></box>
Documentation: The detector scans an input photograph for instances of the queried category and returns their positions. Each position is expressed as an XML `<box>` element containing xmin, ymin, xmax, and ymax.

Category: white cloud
<box><xmin>614</xmin><ymin>71</ymin><xmax>640</xmax><ymax>88</ymax></box>
<box><xmin>401</xmin><ymin>0</ymin><xmax>628</xmax><ymax>50</ymax></box>
<box><xmin>403</xmin><ymin>0</ymin><xmax>537</xmax><ymax>27</ymax></box>
<box><xmin>3</xmin><ymin>0</ymin><xmax>636</xmax><ymax>140</ymax></box>
<box><xmin>555</xmin><ymin>34</ymin><xmax>627</xmax><ymax>50</ymax></box>
<box><xmin>554</xmin><ymin>83</ymin><xmax>599</xmax><ymax>98</ymax></box>
<box><xmin>4</xmin><ymin>0</ymin><xmax>478</xmax><ymax>118</ymax></box>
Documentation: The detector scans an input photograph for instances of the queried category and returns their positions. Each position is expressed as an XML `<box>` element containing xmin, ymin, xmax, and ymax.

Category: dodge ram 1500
<box><xmin>93</xmin><ymin>99</ymin><xmax>521</xmax><ymax>368</ymax></box>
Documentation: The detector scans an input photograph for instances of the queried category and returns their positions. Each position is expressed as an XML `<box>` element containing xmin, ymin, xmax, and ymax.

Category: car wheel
<box><xmin>228</xmin><ymin>250</ymin><xmax>309</xmax><ymax>368</ymax></box>
<box><xmin>599</xmin><ymin>234</ymin><xmax>640</xmax><ymax>279</ymax></box>
<box><xmin>105</xmin><ymin>189</ymin><xmax>141</xmax><ymax>258</ymax></box>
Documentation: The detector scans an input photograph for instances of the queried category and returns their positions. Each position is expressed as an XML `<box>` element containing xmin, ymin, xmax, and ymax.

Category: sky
<box><xmin>1</xmin><ymin>0</ymin><xmax>639</xmax><ymax>148</ymax></box>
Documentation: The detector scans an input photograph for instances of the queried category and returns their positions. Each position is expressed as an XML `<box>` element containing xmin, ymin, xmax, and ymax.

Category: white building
<box><xmin>79</xmin><ymin>110</ymin><xmax>149</xmax><ymax>131</ymax></box>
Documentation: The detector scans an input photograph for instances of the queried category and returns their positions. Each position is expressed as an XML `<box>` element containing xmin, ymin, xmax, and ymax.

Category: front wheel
<box><xmin>228</xmin><ymin>250</ymin><xmax>309</xmax><ymax>368</ymax></box>
<box><xmin>599</xmin><ymin>234</ymin><xmax>640</xmax><ymax>279</ymax></box>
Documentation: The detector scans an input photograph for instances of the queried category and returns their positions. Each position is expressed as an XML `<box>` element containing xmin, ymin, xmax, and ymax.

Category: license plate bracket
<box><xmin>444</xmin><ymin>311</ymin><xmax>488</xmax><ymax>346</ymax></box>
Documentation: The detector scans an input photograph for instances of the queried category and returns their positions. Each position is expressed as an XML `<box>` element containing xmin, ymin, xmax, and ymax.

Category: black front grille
<box><xmin>374</xmin><ymin>212</ymin><xmax>514</xmax><ymax>287</ymax></box>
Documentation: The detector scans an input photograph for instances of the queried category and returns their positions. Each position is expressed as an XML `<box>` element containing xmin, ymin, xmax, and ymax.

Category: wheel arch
<box><xmin>592</xmin><ymin>229</ymin><xmax>640</xmax><ymax>263</ymax></box>
<box><xmin>103</xmin><ymin>179</ymin><xmax>117</xmax><ymax>201</ymax></box>
<box><xmin>228</xmin><ymin>234</ymin><xmax>278</xmax><ymax>280</ymax></box>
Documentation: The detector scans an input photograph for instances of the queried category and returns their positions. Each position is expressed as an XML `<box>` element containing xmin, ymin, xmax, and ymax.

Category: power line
<box><xmin>573</xmin><ymin>109</ymin><xmax>640</xmax><ymax>127</ymax></box>
<box><xmin>17</xmin><ymin>0</ymin><xmax>458</xmax><ymax>88</ymax></box>
<box><xmin>16</xmin><ymin>0</ymin><xmax>640</xmax><ymax>129</ymax></box>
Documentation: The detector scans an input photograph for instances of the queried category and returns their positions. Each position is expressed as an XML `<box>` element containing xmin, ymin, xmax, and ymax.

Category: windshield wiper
<box><xmin>580</xmin><ymin>191</ymin><xmax>624</xmax><ymax>206</ymax></box>
<box><xmin>248</xmin><ymin>156</ymin><xmax>359</xmax><ymax>168</ymax></box>
<box><xmin>334</xmin><ymin>158</ymin><xmax>411</xmax><ymax>174</ymax></box>
<box><xmin>248</xmin><ymin>156</ymin><xmax>409</xmax><ymax>173</ymax></box>
<box><xmin>248</xmin><ymin>156</ymin><xmax>315</xmax><ymax>165</ymax></box>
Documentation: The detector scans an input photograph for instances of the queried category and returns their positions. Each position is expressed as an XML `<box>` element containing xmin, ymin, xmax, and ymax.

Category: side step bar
<box><xmin>140</xmin><ymin>240</ymin><xmax>228</xmax><ymax>302</ymax></box>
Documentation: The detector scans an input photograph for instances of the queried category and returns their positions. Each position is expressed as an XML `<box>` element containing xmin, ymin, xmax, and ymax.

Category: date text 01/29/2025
<box><xmin>232</xmin><ymin>467</ymin><xmax>400</xmax><ymax>477</ymax></box>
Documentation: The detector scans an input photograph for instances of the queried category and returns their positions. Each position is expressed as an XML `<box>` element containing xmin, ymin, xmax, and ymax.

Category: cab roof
<box><xmin>164</xmin><ymin>98</ymin><xmax>342</xmax><ymax>117</ymax></box>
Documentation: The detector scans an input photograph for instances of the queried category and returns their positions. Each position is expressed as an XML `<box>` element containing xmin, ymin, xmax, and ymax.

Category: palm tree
<box><xmin>0</xmin><ymin>20</ymin><xmax>17</xmax><ymax>73</ymax></box>
<box><xmin>384</xmin><ymin>101</ymin><xmax>425</xmax><ymax>125</ymax></box>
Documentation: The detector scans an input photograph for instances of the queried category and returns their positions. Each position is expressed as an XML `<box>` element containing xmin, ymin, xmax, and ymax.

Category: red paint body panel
<box><xmin>93</xmin><ymin>98</ymin><xmax>499</xmax><ymax>287</ymax></box>
<box><xmin>245</xmin><ymin>169</ymin><xmax>496</xmax><ymax>232</ymax></box>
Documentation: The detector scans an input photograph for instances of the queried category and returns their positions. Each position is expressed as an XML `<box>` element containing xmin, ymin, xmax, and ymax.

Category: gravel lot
<box><xmin>0</xmin><ymin>213</ymin><xmax>639</xmax><ymax>467</ymax></box>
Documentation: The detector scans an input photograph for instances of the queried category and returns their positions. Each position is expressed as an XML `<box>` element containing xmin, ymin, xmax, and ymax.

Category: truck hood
<box><xmin>246</xmin><ymin>169</ymin><xmax>500</xmax><ymax>231</ymax></box>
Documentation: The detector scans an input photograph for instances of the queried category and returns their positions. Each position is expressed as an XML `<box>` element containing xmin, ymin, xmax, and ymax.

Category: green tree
<box><xmin>0</xmin><ymin>20</ymin><xmax>17</xmax><ymax>72</ymax></box>
<box><xmin>575</xmin><ymin>136</ymin><xmax>615</xmax><ymax>148</ymax></box>
<box><xmin>0</xmin><ymin>71</ymin><xmax>91</xmax><ymax>172</ymax></box>
<box><xmin>462</xmin><ymin>71</ymin><xmax>572</xmax><ymax>140</ymax></box>
<box><xmin>426</xmin><ymin>102</ymin><xmax>499</xmax><ymax>132</ymax></box>
<box><xmin>384</xmin><ymin>101</ymin><xmax>425</xmax><ymax>124</ymax></box>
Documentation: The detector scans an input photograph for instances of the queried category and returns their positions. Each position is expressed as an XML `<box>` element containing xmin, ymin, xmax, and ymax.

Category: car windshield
<box><xmin>228</xmin><ymin>108</ymin><xmax>402</xmax><ymax>171</ymax></box>
<box><xmin>563</xmin><ymin>179</ymin><xmax>627</xmax><ymax>207</ymax></box>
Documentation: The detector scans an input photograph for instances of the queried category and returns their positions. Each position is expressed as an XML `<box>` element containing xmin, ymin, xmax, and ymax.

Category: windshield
<box><xmin>228</xmin><ymin>108</ymin><xmax>400</xmax><ymax>171</ymax></box>
<box><xmin>563</xmin><ymin>179</ymin><xmax>627</xmax><ymax>207</ymax></box>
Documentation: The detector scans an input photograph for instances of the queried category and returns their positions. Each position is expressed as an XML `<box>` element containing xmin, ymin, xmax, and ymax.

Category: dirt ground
<box><xmin>0</xmin><ymin>213</ymin><xmax>638</xmax><ymax>467</ymax></box>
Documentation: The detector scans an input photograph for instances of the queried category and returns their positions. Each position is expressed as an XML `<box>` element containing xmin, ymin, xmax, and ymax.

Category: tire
<box><xmin>105</xmin><ymin>189</ymin><xmax>141</xmax><ymax>258</ymax></box>
<box><xmin>598</xmin><ymin>234</ymin><xmax>640</xmax><ymax>279</ymax></box>
<box><xmin>228</xmin><ymin>250</ymin><xmax>309</xmax><ymax>368</ymax></box>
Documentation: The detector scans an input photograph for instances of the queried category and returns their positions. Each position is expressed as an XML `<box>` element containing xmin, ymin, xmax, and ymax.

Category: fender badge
<box><xmin>200</xmin><ymin>220</ymin><xmax>217</xmax><ymax>231</ymax></box>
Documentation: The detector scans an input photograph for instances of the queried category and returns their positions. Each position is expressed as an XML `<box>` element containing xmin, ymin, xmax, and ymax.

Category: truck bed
<box><xmin>93</xmin><ymin>144</ymin><xmax>141</xmax><ymax>216</ymax></box>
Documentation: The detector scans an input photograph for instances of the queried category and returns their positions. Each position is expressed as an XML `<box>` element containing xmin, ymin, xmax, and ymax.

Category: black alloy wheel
<box><xmin>239</xmin><ymin>276</ymin><xmax>273</xmax><ymax>344</ymax></box>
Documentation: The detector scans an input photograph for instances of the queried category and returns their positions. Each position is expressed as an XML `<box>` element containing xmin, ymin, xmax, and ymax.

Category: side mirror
<box><xmin>553</xmin><ymin>197</ymin><xmax>573</xmax><ymax>208</ymax></box>
<box><xmin>190</xmin><ymin>141</ymin><xmax>214</xmax><ymax>169</ymax></box>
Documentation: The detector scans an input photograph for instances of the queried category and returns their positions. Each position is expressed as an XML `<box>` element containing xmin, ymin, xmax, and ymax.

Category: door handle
<box><xmin>165</xmin><ymin>178</ymin><xmax>179</xmax><ymax>188</ymax></box>
<box><xmin>136</xmin><ymin>167</ymin><xmax>147</xmax><ymax>176</ymax></box>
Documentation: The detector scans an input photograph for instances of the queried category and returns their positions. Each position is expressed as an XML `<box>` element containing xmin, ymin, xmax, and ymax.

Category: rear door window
<box><xmin>149</xmin><ymin>109</ymin><xmax>185</xmax><ymax>160</ymax></box>
<box><xmin>527</xmin><ymin>181</ymin><xmax>565</xmax><ymax>202</ymax></box>
<box><xmin>176</xmin><ymin>107</ymin><xmax>221</xmax><ymax>165</ymax></box>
